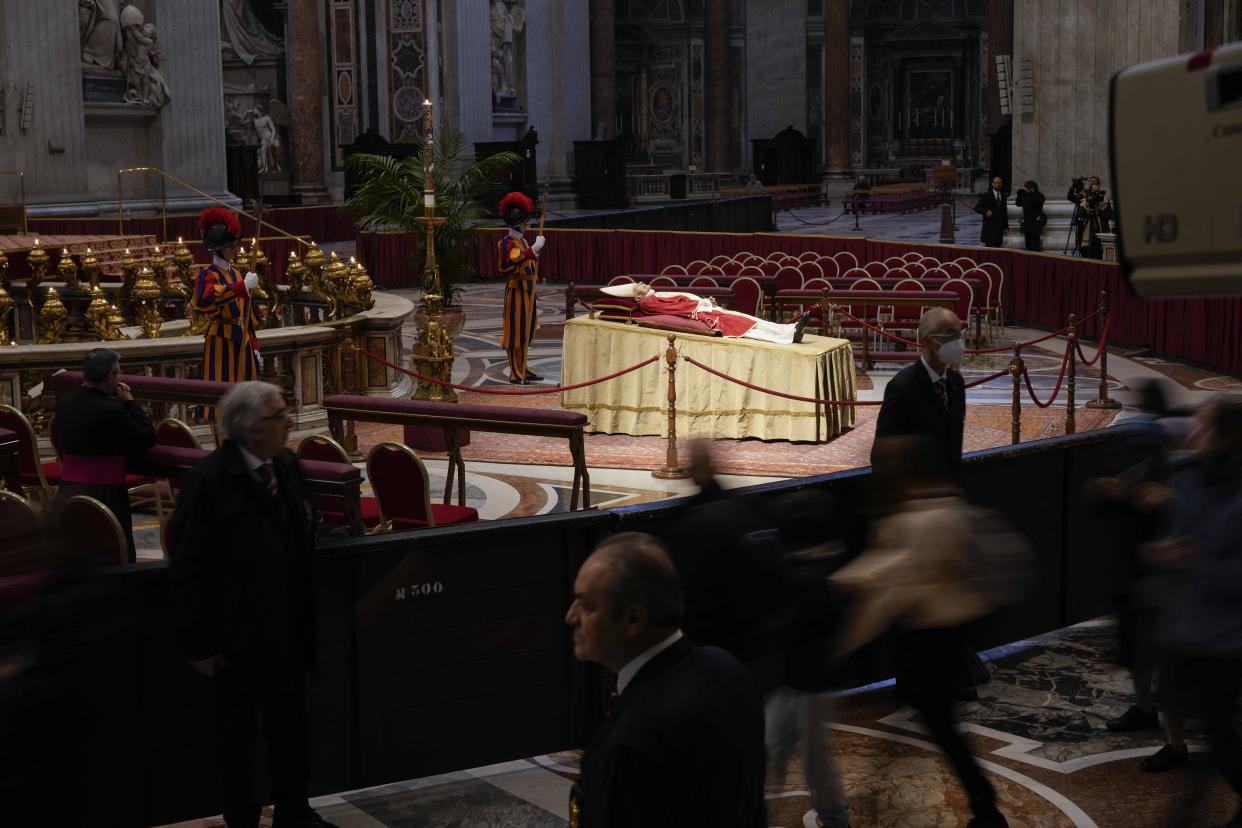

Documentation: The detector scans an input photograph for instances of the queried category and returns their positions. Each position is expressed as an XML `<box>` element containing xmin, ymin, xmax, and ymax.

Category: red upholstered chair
<box><xmin>953</xmin><ymin>256</ymin><xmax>977</xmax><ymax>270</ymax></box>
<box><xmin>297</xmin><ymin>434</ymin><xmax>384</xmax><ymax>532</ymax></box>
<box><xmin>887</xmin><ymin>279</ymin><xmax>926</xmax><ymax>333</ymax></box>
<box><xmin>833</xmin><ymin>251</ymin><xmax>858</xmax><ymax>271</ymax></box>
<box><xmin>686</xmin><ymin>260</ymin><xmax>710</xmax><ymax>275</ymax></box>
<box><xmin>58</xmin><ymin>495</ymin><xmax>127</xmax><ymax>566</ymax></box>
<box><xmin>886</xmin><ymin>267</ymin><xmax>911</xmax><ymax>280</ymax></box>
<box><xmin>689</xmin><ymin>275</ymin><xmax>720</xmax><ymax>289</ymax></box>
<box><xmin>606</xmin><ymin>275</ymin><xmax>635</xmax><ymax>286</ymax></box>
<box><xmin>902</xmin><ymin>252</ymin><xmax>923</xmax><ymax>263</ymax></box>
<box><xmin>0</xmin><ymin>404</ymin><xmax>60</xmax><ymax>505</ymax></box>
<box><xmin>0</xmin><ymin>489</ymin><xmax>43</xmax><ymax>575</ymax></box>
<box><xmin>155</xmin><ymin>417</ymin><xmax>200</xmax><ymax>449</ymax></box>
<box><xmin>366</xmin><ymin>441</ymin><xmax>478</xmax><ymax>530</ymax></box>
<box><xmin>841</xmin><ymin>267</ymin><xmax>869</xmax><ymax>282</ymax></box>
<box><xmin>798</xmin><ymin>251</ymin><xmax>820</xmax><ymax>263</ymax></box>
<box><xmin>773</xmin><ymin>266</ymin><xmax>804</xmax><ymax>320</ymax></box>
<box><xmin>940</xmin><ymin>261</ymin><xmax>965</xmax><ymax>279</ymax></box>
<box><xmin>883</xmin><ymin>256</ymin><xmax>906</xmax><ymax>268</ymax></box>
<box><xmin>920</xmin><ymin>256</ymin><xmax>940</xmax><ymax>266</ymax></box>
<box><xmin>941</xmin><ymin>277</ymin><xmax>975</xmax><ymax>326</ymax></box>
<box><xmin>729</xmin><ymin>276</ymin><xmax>764</xmax><ymax>317</ymax></box>
<box><xmin>738</xmin><ymin>264</ymin><xmax>764</xmax><ymax>277</ymax></box>
<box><xmin>923</xmin><ymin>267</ymin><xmax>949</xmax><ymax>282</ymax></box>
<box><xmin>798</xmin><ymin>260</ymin><xmax>823</xmax><ymax>280</ymax></box>
<box><xmin>660</xmin><ymin>263</ymin><xmax>687</xmax><ymax>276</ymax></box>
<box><xmin>802</xmin><ymin>277</ymin><xmax>829</xmax><ymax>291</ymax></box>
<box><xmin>904</xmin><ymin>260</ymin><xmax>928</xmax><ymax>278</ymax></box>
<box><xmin>798</xmin><ymin>278</ymin><xmax>830</xmax><ymax>330</ymax></box>
<box><xmin>732</xmin><ymin>252</ymin><xmax>758</xmax><ymax>264</ymax></box>
<box><xmin>759</xmin><ymin>260</ymin><xmax>781</xmax><ymax>277</ymax></box>
<box><xmin>848</xmin><ymin>277</ymin><xmax>883</xmax><ymax>291</ymax></box>
<box><xmin>648</xmin><ymin>275</ymin><xmax>678</xmax><ymax>289</ymax></box>
<box><xmin>816</xmin><ymin>256</ymin><xmax>840</xmax><ymax>279</ymax></box>
<box><xmin>709</xmin><ymin>255</ymin><xmax>732</xmax><ymax>268</ymax></box>
<box><xmin>160</xmin><ymin>509</ymin><xmax>177</xmax><ymax>559</ymax></box>
<box><xmin>719</xmin><ymin>259</ymin><xmax>742</xmax><ymax>276</ymax></box>
<box><xmin>977</xmin><ymin>261</ymin><xmax>1006</xmax><ymax>334</ymax></box>
<box><xmin>863</xmin><ymin>260</ymin><xmax>887</xmax><ymax>278</ymax></box>
<box><xmin>699</xmin><ymin>265</ymin><xmax>725</xmax><ymax>277</ymax></box>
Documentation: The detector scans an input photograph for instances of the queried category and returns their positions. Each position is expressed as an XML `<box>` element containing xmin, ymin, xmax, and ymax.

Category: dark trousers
<box><xmin>1023</xmin><ymin>228</ymin><xmax>1042</xmax><ymax>251</ymax></box>
<box><xmin>1184</xmin><ymin>656</ymin><xmax>1242</xmax><ymax>799</ymax></box>
<box><xmin>903</xmin><ymin>626</ymin><xmax>1000</xmax><ymax>818</ymax></box>
<box><xmin>219</xmin><ymin>676</ymin><xmax>310</xmax><ymax>827</ymax></box>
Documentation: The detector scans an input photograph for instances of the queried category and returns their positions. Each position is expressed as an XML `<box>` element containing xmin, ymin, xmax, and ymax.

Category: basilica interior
<box><xmin>1</xmin><ymin>2</ymin><xmax>1242</xmax><ymax>827</ymax></box>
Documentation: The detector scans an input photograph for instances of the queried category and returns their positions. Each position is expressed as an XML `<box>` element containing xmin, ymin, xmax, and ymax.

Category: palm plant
<box><xmin>346</xmin><ymin>130</ymin><xmax>520</xmax><ymax>306</ymax></box>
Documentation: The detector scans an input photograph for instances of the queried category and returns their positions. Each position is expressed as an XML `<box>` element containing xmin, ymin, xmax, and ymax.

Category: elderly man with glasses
<box><xmin>169</xmin><ymin>381</ymin><xmax>336</xmax><ymax>828</ymax></box>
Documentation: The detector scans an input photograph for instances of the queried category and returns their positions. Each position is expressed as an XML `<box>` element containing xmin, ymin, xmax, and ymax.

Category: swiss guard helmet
<box><xmin>500</xmin><ymin>191</ymin><xmax>534</xmax><ymax>229</ymax></box>
<box><xmin>198</xmin><ymin>207</ymin><xmax>242</xmax><ymax>252</ymax></box>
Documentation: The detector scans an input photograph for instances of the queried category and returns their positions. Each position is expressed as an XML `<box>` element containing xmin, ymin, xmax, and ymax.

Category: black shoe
<box><xmin>509</xmin><ymin>374</ymin><xmax>525</xmax><ymax>384</ymax></box>
<box><xmin>525</xmin><ymin>372</ymin><xmax>544</xmax><ymax>381</ymax></box>
<box><xmin>1140</xmin><ymin>743</ymin><xmax>1190</xmax><ymax>772</ymax></box>
<box><xmin>966</xmin><ymin>816</ymin><xmax>1009</xmax><ymax>828</ymax></box>
<box><xmin>1105</xmin><ymin>705</ymin><xmax>1159</xmax><ymax>732</ymax></box>
<box><xmin>793</xmin><ymin>311</ymin><xmax>812</xmax><ymax>344</ymax></box>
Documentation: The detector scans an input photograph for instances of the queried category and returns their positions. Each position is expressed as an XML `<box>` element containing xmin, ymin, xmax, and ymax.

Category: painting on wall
<box><xmin>903</xmin><ymin>68</ymin><xmax>954</xmax><ymax>139</ymax></box>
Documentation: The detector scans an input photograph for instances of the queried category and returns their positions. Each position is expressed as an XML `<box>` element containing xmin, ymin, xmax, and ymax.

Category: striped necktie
<box><xmin>934</xmin><ymin>378</ymin><xmax>949</xmax><ymax>410</ymax></box>
<box><xmin>255</xmin><ymin>462</ymin><xmax>278</xmax><ymax>496</ymax></box>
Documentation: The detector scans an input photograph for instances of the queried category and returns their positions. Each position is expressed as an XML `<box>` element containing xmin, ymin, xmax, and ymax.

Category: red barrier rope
<box><xmin>963</xmin><ymin>366</ymin><xmax>1013</xmax><ymax>389</ymax></box>
<box><xmin>828</xmin><ymin>304</ymin><xmax>1102</xmax><ymax>355</ymax></box>
<box><xmin>354</xmin><ymin>348</ymin><xmax>659</xmax><ymax>396</ymax></box>
<box><xmin>1020</xmin><ymin>340</ymin><xmax>1074</xmax><ymax>409</ymax></box>
<box><xmin>1074</xmin><ymin>312</ymin><xmax>1112</xmax><ymax>367</ymax></box>
<box><xmin>682</xmin><ymin>355</ymin><xmax>882</xmax><ymax>406</ymax></box>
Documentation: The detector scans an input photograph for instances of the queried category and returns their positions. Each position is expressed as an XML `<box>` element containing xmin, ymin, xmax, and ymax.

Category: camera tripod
<box><xmin>1063</xmin><ymin>201</ymin><xmax>1086</xmax><ymax>256</ymax></box>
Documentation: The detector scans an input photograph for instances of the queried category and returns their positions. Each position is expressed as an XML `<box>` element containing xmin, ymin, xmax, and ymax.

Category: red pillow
<box><xmin>636</xmin><ymin>314</ymin><xmax>719</xmax><ymax>337</ymax></box>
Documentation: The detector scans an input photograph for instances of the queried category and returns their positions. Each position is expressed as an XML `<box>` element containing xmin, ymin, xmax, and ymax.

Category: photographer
<box><xmin>1014</xmin><ymin>180</ymin><xmax>1046</xmax><ymax>251</ymax></box>
<box><xmin>1077</xmin><ymin>176</ymin><xmax>1113</xmax><ymax>259</ymax></box>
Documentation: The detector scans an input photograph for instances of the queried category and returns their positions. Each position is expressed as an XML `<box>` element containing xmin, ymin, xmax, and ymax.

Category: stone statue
<box><xmin>80</xmin><ymin>0</ymin><xmax>124</xmax><ymax>70</ymax></box>
<box><xmin>220</xmin><ymin>0</ymin><xmax>284</xmax><ymax>65</ymax></box>
<box><xmin>243</xmin><ymin>101</ymin><xmax>287</xmax><ymax>174</ymax></box>
<box><xmin>120</xmin><ymin>7</ymin><xmax>171</xmax><ymax>108</ymax></box>
<box><xmin>490</xmin><ymin>0</ymin><xmax>526</xmax><ymax>107</ymax></box>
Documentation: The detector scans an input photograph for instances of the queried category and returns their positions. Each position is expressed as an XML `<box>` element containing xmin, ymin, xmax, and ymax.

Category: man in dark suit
<box><xmin>872</xmin><ymin>307</ymin><xmax>967</xmax><ymax>479</ymax></box>
<box><xmin>566</xmin><ymin>532</ymin><xmax>767</xmax><ymax>827</ymax></box>
<box><xmin>973</xmin><ymin>176</ymin><xmax>1008</xmax><ymax>247</ymax></box>
<box><xmin>169</xmin><ymin>381</ymin><xmax>335</xmax><ymax>828</ymax></box>
<box><xmin>53</xmin><ymin>348</ymin><xmax>155</xmax><ymax>561</ymax></box>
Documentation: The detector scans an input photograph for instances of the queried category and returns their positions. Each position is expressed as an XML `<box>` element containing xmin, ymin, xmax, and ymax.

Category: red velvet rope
<box><xmin>963</xmin><ymin>366</ymin><xmax>1013</xmax><ymax>389</ymax></box>
<box><xmin>829</xmin><ymin>304</ymin><xmax>1102</xmax><ymax>355</ymax></box>
<box><xmin>1020</xmin><ymin>340</ymin><xmax>1074</xmax><ymax>409</ymax></box>
<box><xmin>1074</xmin><ymin>313</ymin><xmax>1112</xmax><ymax>367</ymax></box>
<box><xmin>682</xmin><ymin>355</ymin><xmax>882</xmax><ymax>406</ymax></box>
<box><xmin>354</xmin><ymin>348</ymin><xmax>659</xmax><ymax>396</ymax></box>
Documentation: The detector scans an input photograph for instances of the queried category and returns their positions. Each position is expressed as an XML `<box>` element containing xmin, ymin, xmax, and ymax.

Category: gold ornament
<box><xmin>172</xmin><ymin>237</ymin><xmax>195</xmax><ymax>293</ymax></box>
<box><xmin>286</xmin><ymin>250</ymin><xmax>306</xmax><ymax>299</ymax></box>
<box><xmin>150</xmin><ymin>245</ymin><xmax>185</xmax><ymax>298</ymax></box>
<box><xmin>86</xmin><ymin>287</ymin><xmax>128</xmax><ymax>341</ymax></box>
<box><xmin>58</xmin><ymin>248</ymin><xmax>83</xmax><ymax>292</ymax></box>
<box><xmin>119</xmin><ymin>248</ymin><xmax>138</xmax><ymax>298</ymax></box>
<box><xmin>349</xmin><ymin>257</ymin><xmax>375</xmax><ymax>310</ymax></box>
<box><xmin>0</xmin><ymin>281</ymin><xmax>14</xmax><ymax>345</ymax></box>
<box><xmin>81</xmin><ymin>247</ymin><xmax>101</xmax><ymax>292</ymax></box>
<box><xmin>0</xmin><ymin>247</ymin><xmax>11</xmax><ymax>291</ymax></box>
<box><xmin>26</xmin><ymin>239</ymin><xmax>49</xmax><ymax>294</ymax></box>
<box><xmin>131</xmin><ymin>266</ymin><xmax>163</xmax><ymax>340</ymax></box>
<box><xmin>107</xmin><ymin>302</ymin><xmax>126</xmax><ymax>332</ymax></box>
<box><xmin>37</xmin><ymin>287</ymin><xmax>67</xmax><ymax>344</ymax></box>
<box><xmin>323</xmin><ymin>252</ymin><xmax>347</xmax><ymax>319</ymax></box>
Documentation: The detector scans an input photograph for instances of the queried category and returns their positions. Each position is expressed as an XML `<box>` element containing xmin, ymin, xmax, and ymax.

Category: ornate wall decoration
<box><xmin>978</xmin><ymin>30</ymin><xmax>989</xmax><ymax>168</ymax></box>
<box><xmin>849</xmin><ymin>36</ymin><xmax>866</xmax><ymax>167</ymax></box>
<box><xmin>689</xmin><ymin>40</ymin><xmax>705</xmax><ymax>168</ymax></box>
<box><xmin>490</xmin><ymin>0</ymin><xmax>527</xmax><ymax>111</ymax></box>
<box><xmin>388</xmin><ymin>0</ymin><xmax>428</xmax><ymax>142</ymax></box>
<box><xmin>647</xmin><ymin>48</ymin><xmax>685</xmax><ymax>167</ymax></box>
<box><xmin>328</xmin><ymin>0</ymin><xmax>360</xmax><ymax>167</ymax></box>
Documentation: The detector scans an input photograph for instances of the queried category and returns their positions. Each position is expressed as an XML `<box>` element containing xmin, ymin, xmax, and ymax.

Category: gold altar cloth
<box><xmin>561</xmin><ymin>317</ymin><xmax>857</xmax><ymax>442</ymax></box>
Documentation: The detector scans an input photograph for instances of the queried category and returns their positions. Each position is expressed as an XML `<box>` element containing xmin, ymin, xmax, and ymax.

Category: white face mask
<box><xmin>937</xmin><ymin>338</ymin><xmax>966</xmax><ymax>366</ymax></box>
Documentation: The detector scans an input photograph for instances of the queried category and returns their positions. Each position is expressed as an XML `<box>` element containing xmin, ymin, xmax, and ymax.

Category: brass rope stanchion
<box><xmin>652</xmin><ymin>335</ymin><xmax>688</xmax><ymax>480</ymax></box>
<box><xmin>1086</xmin><ymin>289</ymin><xmax>1121</xmax><ymax>410</ymax></box>
<box><xmin>1066</xmin><ymin>313</ymin><xmax>1077</xmax><ymax>435</ymax></box>
<box><xmin>1010</xmin><ymin>346</ymin><xmax>1024</xmax><ymax>445</ymax></box>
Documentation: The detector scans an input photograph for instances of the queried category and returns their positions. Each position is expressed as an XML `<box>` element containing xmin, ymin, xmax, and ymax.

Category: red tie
<box><xmin>256</xmin><ymin>463</ymin><xmax>278</xmax><ymax>496</ymax></box>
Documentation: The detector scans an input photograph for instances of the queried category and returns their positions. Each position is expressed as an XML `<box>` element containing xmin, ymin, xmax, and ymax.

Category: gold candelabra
<box><xmin>26</xmin><ymin>239</ymin><xmax>49</xmax><ymax>295</ymax></box>
<box><xmin>172</xmin><ymin>237</ymin><xmax>195</xmax><ymax>293</ymax></box>
<box><xmin>150</xmin><ymin>244</ymin><xmax>185</xmax><ymax>299</ymax></box>
<box><xmin>86</xmin><ymin>286</ymin><xmax>127</xmax><ymax>341</ymax></box>
<box><xmin>0</xmin><ymin>247</ymin><xmax>9</xmax><ymax>292</ymax></box>
<box><xmin>411</xmin><ymin>98</ymin><xmax>456</xmax><ymax>402</ymax></box>
<box><xmin>324</xmin><ymin>252</ymin><xmax>348</xmax><ymax>319</ymax></box>
<box><xmin>119</xmin><ymin>247</ymin><xmax>138</xmax><ymax>298</ymax></box>
<box><xmin>131</xmin><ymin>266</ymin><xmax>163</xmax><ymax>339</ymax></box>
<box><xmin>0</xmin><ymin>281</ymin><xmax>13</xmax><ymax>346</ymax></box>
<box><xmin>349</xmin><ymin>256</ymin><xmax>375</xmax><ymax>310</ymax></box>
<box><xmin>37</xmin><ymin>286</ymin><xmax>67</xmax><ymax>344</ymax></box>
<box><xmin>81</xmin><ymin>247</ymin><xmax>101</xmax><ymax>292</ymax></box>
<box><xmin>58</xmin><ymin>248</ymin><xmax>83</xmax><ymax>292</ymax></box>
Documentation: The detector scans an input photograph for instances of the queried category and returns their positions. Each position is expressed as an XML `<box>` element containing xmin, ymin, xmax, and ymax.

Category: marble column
<box><xmin>589</xmin><ymin>0</ymin><xmax>616</xmax><ymax>139</ymax></box>
<box><xmin>704</xmin><ymin>0</ymin><xmax>730</xmax><ymax>171</ymax></box>
<box><xmin>823</xmin><ymin>0</ymin><xmax>850</xmax><ymax>178</ymax></box>
<box><xmin>286</xmin><ymin>0</ymin><xmax>330</xmax><ymax>204</ymax></box>
<box><xmin>1205</xmin><ymin>0</ymin><xmax>1225</xmax><ymax>47</ymax></box>
<box><xmin>527</xmin><ymin>0</ymin><xmax>592</xmax><ymax>207</ymax></box>
<box><xmin>987</xmin><ymin>0</ymin><xmax>1014</xmax><ymax>133</ymax></box>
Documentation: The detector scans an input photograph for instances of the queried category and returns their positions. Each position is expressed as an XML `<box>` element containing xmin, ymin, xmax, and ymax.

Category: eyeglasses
<box><xmin>928</xmin><ymin>329</ymin><xmax>962</xmax><ymax>343</ymax></box>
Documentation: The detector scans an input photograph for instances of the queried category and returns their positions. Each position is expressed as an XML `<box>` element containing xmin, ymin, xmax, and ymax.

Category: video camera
<box><xmin>1111</xmin><ymin>42</ymin><xmax>1242</xmax><ymax>298</ymax></box>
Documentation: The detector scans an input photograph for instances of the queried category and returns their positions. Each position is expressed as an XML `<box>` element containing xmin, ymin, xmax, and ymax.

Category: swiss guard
<box><xmin>193</xmin><ymin>207</ymin><xmax>260</xmax><ymax>418</ymax></box>
<box><xmin>497</xmin><ymin>191</ymin><xmax>545</xmax><ymax>384</ymax></box>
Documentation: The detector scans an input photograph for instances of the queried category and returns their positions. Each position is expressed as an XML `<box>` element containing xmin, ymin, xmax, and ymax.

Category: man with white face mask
<box><xmin>871</xmin><ymin>307</ymin><xmax>967</xmax><ymax>480</ymax></box>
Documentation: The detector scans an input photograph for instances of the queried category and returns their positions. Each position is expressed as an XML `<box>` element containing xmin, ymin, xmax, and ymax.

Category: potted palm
<box><xmin>346</xmin><ymin>130</ymin><xmax>520</xmax><ymax>336</ymax></box>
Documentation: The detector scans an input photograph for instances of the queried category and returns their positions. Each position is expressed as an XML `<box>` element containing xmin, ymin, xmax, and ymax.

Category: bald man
<box><xmin>872</xmin><ymin>307</ymin><xmax>967</xmax><ymax>479</ymax></box>
<box><xmin>566</xmin><ymin>532</ymin><xmax>767</xmax><ymax>827</ymax></box>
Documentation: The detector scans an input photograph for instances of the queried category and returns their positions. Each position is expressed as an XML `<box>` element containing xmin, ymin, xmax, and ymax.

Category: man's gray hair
<box><xmin>82</xmin><ymin>348</ymin><xmax>121</xmax><ymax>384</ymax></box>
<box><xmin>217</xmin><ymin>381</ymin><xmax>283</xmax><ymax>445</ymax></box>
<box><xmin>917</xmin><ymin>307</ymin><xmax>957</xmax><ymax>344</ymax></box>
<box><xmin>594</xmin><ymin>532</ymin><xmax>683</xmax><ymax>628</ymax></box>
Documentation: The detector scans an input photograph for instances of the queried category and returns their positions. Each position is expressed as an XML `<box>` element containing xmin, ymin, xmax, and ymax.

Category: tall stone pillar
<box><xmin>823</xmin><ymin>0</ymin><xmax>850</xmax><ymax>178</ymax></box>
<box><xmin>987</xmin><ymin>0</ymin><xmax>1014</xmax><ymax>132</ymax></box>
<box><xmin>1205</xmin><ymin>0</ymin><xmax>1226</xmax><ymax>48</ymax></box>
<box><xmin>286</xmin><ymin>0</ymin><xmax>330</xmax><ymax>204</ymax></box>
<box><xmin>589</xmin><ymin>0</ymin><xmax>616</xmax><ymax>139</ymax></box>
<box><xmin>705</xmin><ymin>0</ymin><xmax>731</xmax><ymax>171</ymax></box>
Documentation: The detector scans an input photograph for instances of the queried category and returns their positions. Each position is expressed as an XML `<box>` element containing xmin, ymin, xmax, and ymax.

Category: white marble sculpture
<box><xmin>490</xmin><ymin>0</ymin><xmax>526</xmax><ymax>106</ymax></box>
<box><xmin>80</xmin><ymin>0</ymin><xmax>124</xmax><ymax>70</ymax></box>
<box><xmin>244</xmin><ymin>101</ymin><xmax>287</xmax><ymax>175</ymax></box>
<box><xmin>220</xmin><ymin>0</ymin><xmax>284</xmax><ymax>65</ymax></box>
<box><xmin>120</xmin><ymin>7</ymin><xmax>171</xmax><ymax>108</ymax></box>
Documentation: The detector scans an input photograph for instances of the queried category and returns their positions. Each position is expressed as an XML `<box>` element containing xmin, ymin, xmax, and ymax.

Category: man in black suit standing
<box><xmin>973</xmin><ymin>176</ymin><xmax>1008</xmax><ymax>248</ymax></box>
<box><xmin>566</xmin><ymin>532</ymin><xmax>767</xmax><ymax>827</ymax></box>
<box><xmin>169</xmin><ymin>381</ymin><xmax>336</xmax><ymax>828</ymax></box>
<box><xmin>872</xmin><ymin>307</ymin><xmax>967</xmax><ymax>479</ymax></box>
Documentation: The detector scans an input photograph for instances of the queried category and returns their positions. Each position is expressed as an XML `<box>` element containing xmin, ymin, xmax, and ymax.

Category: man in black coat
<box><xmin>973</xmin><ymin>176</ymin><xmax>1008</xmax><ymax>248</ymax></box>
<box><xmin>169</xmin><ymin>381</ymin><xmax>334</xmax><ymax>828</ymax></box>
<box><xmin>872</xmin><ymin>307</ymin><xmax>967</xmax><ymax>480</ymax></box>
<box><xmin>53</xmin><ymin>348</ymin><xmax>155</xmax><ymax>561</ymax></box>
<box><xmin>566</xmin><ymin>532</ymin><xmax>767</xmax><ymax>827</ymax></box>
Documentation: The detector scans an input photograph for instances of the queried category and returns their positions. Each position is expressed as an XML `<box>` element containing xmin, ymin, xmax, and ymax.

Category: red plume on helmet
<box><xmin>197</xmin><ymin>207</ymin><xmax>241</xmax><ymax>237</ymax></box>
<box><xmin>499</xmin><ymin>192</ymin><xmax>534</xmax><ymax>217</ymax></box>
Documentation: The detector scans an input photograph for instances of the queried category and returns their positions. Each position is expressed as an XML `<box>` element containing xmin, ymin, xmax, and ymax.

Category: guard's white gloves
<box><xmin>255</xmin><ymin>351</ymin><xmax>264</xmax><ymax>372</ymax></box>
<box><xmin>243</xmin><ymin>271</ymin><xmax>259</xmax><ymax>292</ymax></box>
<box><xmin>532</xmin><ymin>235</ymin><xmax>546</xmax><ymax>255</ymax></box>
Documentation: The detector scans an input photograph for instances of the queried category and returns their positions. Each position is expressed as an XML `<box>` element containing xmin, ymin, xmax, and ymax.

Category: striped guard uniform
<box><xmin>499</xmin><ymin>233</ymin><xmax>538</xmax><ymax>381</ymax></box>
<box><xmin>193</xmin><ymin>262</ymin><xmax>259</xmax><ymax>420</ymax></box>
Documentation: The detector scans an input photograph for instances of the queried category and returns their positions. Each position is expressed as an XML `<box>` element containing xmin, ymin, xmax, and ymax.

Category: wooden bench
<box><xmin>323</xmin><ymin>395</ymin><xmax>593</xmax><ymax>511</ymax></box>
<box><xmin>51</xmin><ymin>371</ymin><xmax>370</xmax><ymax>536</ymax></box>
